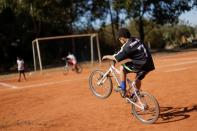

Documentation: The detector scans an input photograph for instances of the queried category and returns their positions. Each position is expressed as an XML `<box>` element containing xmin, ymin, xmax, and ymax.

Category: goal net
<box><xmin>32</xmin><ymin>33</ymin><xmax>101</xmax><ymax>72</ymax></box>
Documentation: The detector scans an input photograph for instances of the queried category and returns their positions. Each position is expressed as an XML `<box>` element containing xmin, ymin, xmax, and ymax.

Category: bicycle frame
<box><xmin>97</xmin><ymin>64</ymin><xmax>120</xmax><ymax>86</ymax></box>
<box><xmin>97</xmin><ymin>64</ymin><xmax>145</xmax><ymax>110</ymax></box>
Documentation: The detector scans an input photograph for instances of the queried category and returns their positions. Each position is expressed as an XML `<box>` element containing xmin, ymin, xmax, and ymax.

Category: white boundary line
<box><xmin>158</xmin><ymin>60</ymin><xmax>197</xmax><ymax>69</ymax></box>
<box><xmin>0</xmin><ymin>82</ymin><xmax>18</xmax><ymax>89</ymax></box>
<box><xmin>158</xmin><ymin>59</ymin><xmax>197</xmax><ymax>72</ymax></box>
<box><xmin>163</xmin><ymin>67</ymin><xmax>189</xmax><ymax>73</ymax></box>
<box><xmin>21</xmin><ymin>79</ymin><xmax>70</xmax><ymax>89</ymax></box>
<box><xmin>0</xmin><ymin>77</ymin><xmax>88</xmax><ymax>89</ymax></box>
<box><xmin>21</xmin><ymin>77</ymin><xmax>87</xmax><ymax>89</ymax></box>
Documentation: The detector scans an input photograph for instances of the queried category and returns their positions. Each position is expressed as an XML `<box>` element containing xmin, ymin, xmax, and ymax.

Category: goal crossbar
<box><xmin>32</xmin><ymin>33</ymin><xmax>101</xmax><ymax>72</ymax></box>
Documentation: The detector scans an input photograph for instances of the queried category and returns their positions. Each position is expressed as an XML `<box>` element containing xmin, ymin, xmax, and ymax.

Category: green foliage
<box><xmin>146</xmin><ymin>27</ymin><xmax>166</xmax><ymax>49</ymax></box>
<box><xmin>145</xmin><ymin>24</ymin><xmax>195</xmax><ymax>49</ymax></box>
<box><xmin>152</xmin><ymin>0</ymin><xmax>193</xmax><ymax>25</ymax></box>
<box><xmin>116</xmin><ymin>0</ymin><xmax>193</xmax><ymax>42</ymax></box>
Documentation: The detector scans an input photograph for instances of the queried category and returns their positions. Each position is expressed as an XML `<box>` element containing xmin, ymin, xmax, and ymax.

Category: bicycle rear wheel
<box><xmin>89</xmin><ymin>70</ymin><xmax>113</xmax><ymax>99</ymax></box>
<box><xmin>131</xmin><ymin>91</ymin><xmax>160</xmax><ymax>124</ymax></box>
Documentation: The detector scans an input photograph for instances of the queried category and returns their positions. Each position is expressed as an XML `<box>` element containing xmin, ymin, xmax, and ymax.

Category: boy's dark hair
<box><xmin>17</xmin><ymin>56</ymin><xmax>21</xmax><ymax>60</ymax></box>
<box><xmin>117</xmin><ymin>28</ymin><xmax>131</xmax><ymax>39</ymax></box>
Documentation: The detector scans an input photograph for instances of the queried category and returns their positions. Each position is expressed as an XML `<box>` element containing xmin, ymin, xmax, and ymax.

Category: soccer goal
<box><xmin>32</xmin><ymin>33</ymin><xmax>101</xmax><ymax>72</ymax></box>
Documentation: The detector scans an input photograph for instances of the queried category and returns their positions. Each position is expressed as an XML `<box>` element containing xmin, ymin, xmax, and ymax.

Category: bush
<box><xmin>145</xmin><ymin>28</ymin><xmax>166</xmax><ymax>49</ymax></box>
<box><xmin>145</xmin><ymin>24</ymin><xmax>195</xmax><ymax>49</ymax></box>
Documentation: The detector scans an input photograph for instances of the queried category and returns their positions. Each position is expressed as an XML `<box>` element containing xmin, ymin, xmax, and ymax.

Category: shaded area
<box><xmin>157</xmin><ymin>104</ymin><xmax>197</xmax><ymax>124</ymax></box>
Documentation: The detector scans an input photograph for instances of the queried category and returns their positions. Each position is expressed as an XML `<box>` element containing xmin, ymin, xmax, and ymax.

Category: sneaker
<box><xmin>120</xmin><ymin>90</ymin><xmax>126</xmax><ymax>98</ymax></box>
<box><xmin>114</xmin><ymin>86</ymin><xmax>126</xmax><ymax>98</ymax></box>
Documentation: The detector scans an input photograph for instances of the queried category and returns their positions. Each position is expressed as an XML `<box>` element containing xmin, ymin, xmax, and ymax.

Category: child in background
<box><xmin>17</xmin><ymin>57</ymin><xmax>27</xmax><ymax>82</ymax></box>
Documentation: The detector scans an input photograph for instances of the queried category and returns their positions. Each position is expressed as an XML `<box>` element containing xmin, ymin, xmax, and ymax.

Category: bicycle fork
<box><xmin>97</xmin><ymin>70</ymin><xmax>111</xmax><ymax>86</ymax></box>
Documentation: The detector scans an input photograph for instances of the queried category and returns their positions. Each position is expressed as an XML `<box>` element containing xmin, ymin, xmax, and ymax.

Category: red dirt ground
<box><xmin>0</xmin><ymin>50</ymin><xmax>197</xmax><ymax>131</ymax></box>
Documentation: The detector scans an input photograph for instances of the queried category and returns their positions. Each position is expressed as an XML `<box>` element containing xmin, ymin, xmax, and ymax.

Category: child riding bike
<box><xmin>62</xmin><ymin>52</ymin><xmax>82</xmax><ymax>74</ymax></box>
<box><xmin>102</xmin><ymin>28</ymin><xmax>155</xmax><ymax>97</ymax></box>
<box><xmin>62</xmin><ymin>52</ymin><xmax>77</xmax><ymax>71</ymax></box>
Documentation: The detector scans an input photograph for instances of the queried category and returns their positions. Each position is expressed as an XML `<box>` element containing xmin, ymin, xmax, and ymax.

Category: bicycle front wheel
<box><xmin>75</xmin><ymin>64</ymin><xmax>82</xmax><ymax>73</ymax></box>
<box><xmin>131</xmin><ymin>91</ymin><xmax>160</xmax><ymax>124</ymax></box>
<box><xmin>89</xmin><ymin>70</ymin><xmax>113</xmax><ymax>99</ymax></box>
<box><xmin>63</xmin><ymin>66</ymin><xmax>69</xmax><ymax>75</ymax></box>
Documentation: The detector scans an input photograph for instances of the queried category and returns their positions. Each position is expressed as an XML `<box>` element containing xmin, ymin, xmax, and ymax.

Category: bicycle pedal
<box><xmin>125</xmin><ymin>98</ymin><xmax>130</xmax><ymax>103</ymax></box>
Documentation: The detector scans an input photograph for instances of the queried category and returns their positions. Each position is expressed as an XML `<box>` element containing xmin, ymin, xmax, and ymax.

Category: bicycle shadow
<box><xmin>156</xmin><ymin>104</ymin><xmax>197</xmax><ymax>124</ymax></box>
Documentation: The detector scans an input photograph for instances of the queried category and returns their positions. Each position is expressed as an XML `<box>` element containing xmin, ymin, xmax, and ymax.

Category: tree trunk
<box><xmin>115</xmin><ymin>9</ymin><xmax>119</xmax><ymax>31</ymax></box>
<box><xmin>108</xmin><ymin>0</ymin><xmax>117</xmax><ymax>50</ymax></box>
<box><xmin>138</xmin><ymin>16</ymin><xmax>145</xmax><ymax>42</ymax></box>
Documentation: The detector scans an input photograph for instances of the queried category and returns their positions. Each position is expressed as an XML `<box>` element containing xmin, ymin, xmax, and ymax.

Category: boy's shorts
<box><xmin>19</xmin><ymin>70</ymin><xmax>25</xmax><ymax>74</ymax></box>
<box><xmin>122</xmin><ymin>62</ymin><xmax>148</xmax><ymax>80</ymax></box>
<box><xmin>67</xmin><ymin>59</ymin><xmax>77</xmax><ymax>65</ymax></box>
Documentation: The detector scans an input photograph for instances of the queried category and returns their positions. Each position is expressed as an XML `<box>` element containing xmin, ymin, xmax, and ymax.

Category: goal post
<box><xmin>32</xmin><ymin>33</ymin><xmax>102</xmax><ymax>72</ymax></box>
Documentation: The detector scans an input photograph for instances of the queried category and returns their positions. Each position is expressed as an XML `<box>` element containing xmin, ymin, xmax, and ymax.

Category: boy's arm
<box><xmin>102</xmin><ymin>55</ymin><xmax>117</xmax><ymax>62</ymax></box>
<box><xmin>113</xmin><ymin>44</ymin><xmax>128</xmax><ymax>62</ymax></box>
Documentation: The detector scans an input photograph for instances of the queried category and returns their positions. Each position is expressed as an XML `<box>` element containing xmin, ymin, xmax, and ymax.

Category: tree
<box><xmin>152</xmin><ymin>0</ymin><xmax>193</xmax><ymax>25</ymax></box>
<box><xmin>120</xmin><ymin>0</ymin><xmax>193</xmax><ymax>42</ymax></box>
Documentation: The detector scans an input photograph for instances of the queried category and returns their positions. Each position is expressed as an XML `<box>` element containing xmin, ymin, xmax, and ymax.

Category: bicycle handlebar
<box><xmin>103</xmin><ymin>59</ymin><xmax>116</xmax><ymax>66</ymax></box>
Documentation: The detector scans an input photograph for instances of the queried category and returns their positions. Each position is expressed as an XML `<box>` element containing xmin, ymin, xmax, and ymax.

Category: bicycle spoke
<box><xmin>131</xmin><ymin>92</ymin><xmax>160</xmax><ymax>124</ymax></box>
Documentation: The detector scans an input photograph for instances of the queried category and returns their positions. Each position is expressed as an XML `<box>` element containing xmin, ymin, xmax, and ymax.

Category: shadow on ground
<box><xmin>156</xmin><ymin>104</ymin><xmax>197</xmax><ymax>124</ymax></box>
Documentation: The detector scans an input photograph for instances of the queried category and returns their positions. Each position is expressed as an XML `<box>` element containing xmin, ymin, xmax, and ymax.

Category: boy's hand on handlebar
<box><xmin>102</xmin><ymin>55</ymin><xmax>109</xmax><ymax>60</ymax></box>
<box><xmin>102</xmin><ymin>55</ymin><xmax>116</xmax><ymax>61</ymax></box>
<box><xmin>102</xmin><ymin>55</ymin><xmax>112</xmax><ymax>60</ymax></box>
<box><xmin>102</xmin><ymin>55</ymin><xmax>117</xmax><ymax>66</ymax></box>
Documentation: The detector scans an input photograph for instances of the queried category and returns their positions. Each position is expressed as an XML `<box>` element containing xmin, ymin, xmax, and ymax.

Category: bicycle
<box><xmin>88</xmin><ymin>60</ymin><xmax>160</xmax><ymax>124</ymax></box>
<box><xmin>62</xmin><ymin>58</ymin><xmax>82</xmax><ymax>75</ymax></box>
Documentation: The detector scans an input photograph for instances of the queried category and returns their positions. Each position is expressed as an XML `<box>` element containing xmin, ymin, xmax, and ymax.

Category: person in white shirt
<box><xmin>17</xmin><ymin>57</ymin><xmax>26</xmax><ymax>82</ymax></box>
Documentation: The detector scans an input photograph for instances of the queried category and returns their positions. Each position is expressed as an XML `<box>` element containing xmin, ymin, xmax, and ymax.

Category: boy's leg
<box><xmin>18</xmin><ymin>72</ymin><xmax>21</xmax><ymax>82</ymax></box>
<box><xmin>68</xmin><ymin>60</ymin><xmax>75</xmax><ymax>70</ymax></box>
<box><xmin>120</xmin><ymin>65</ymin><xmax>126</xmax><ymax>91</ymax></box>
<box><xmin>74</xmin><ymin>64</ymin><xmax>77</xmax><ymax>70</ymax></box>
<box><xmin>73</xmin><ymin>61</ymin><xmax>77</xmax><ymax>70</ymax></box>
<box><xmin>72</xmin><ymin>61</ymin><xmax>77</xmax><ymax>70</ymax></box>
<box><xmin>135</xmin><ymin>79</ymin><xmax>141</xmax><ymax>90</ymax></box>
<box><xmin>114</xmin><ymin>65</ymin><xmax>126</xmax><ymax>97</ymax></box>
<box><xmin>23</xmin><ymin>72</ymin><xmax>27</xmax><ymax>80</ymax></box>
<box><xmin>135</xmin><ymin>71</ymin><xmax>148</xmax><ymax>90</ymax></box>
<box><xmin>72</xmin><ymin>64</ymin><xmax>75</xmax><ymax>70</ymax></box>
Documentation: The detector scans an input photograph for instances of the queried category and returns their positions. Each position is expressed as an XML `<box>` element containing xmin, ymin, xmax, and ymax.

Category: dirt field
<box><xmin>0</xmin><ymin>50</ymin><xmax>197</xmax><ymax>131</ymax></box>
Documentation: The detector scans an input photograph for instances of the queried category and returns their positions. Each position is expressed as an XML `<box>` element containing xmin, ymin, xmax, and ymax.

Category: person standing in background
<box><xmin>17</xmin><ymin>57</ymin><xmax>27</xmax><ymax>82</ymax></box>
